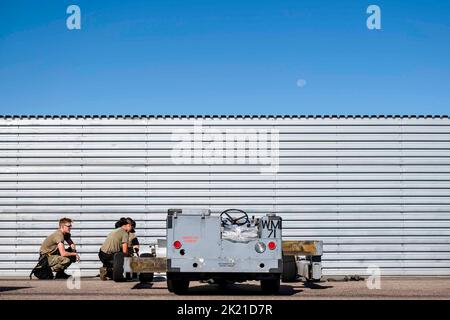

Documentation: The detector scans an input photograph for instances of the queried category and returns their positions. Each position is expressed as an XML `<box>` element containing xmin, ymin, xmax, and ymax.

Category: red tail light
<box><xmin>173</xmin><ymin>240</ymin><xmax>182</xmax><ymax>249</ymax></box>
<box><xmin>268</xmin><ymin>241</ymin><xmax>276</xmax><ymax>250</ymax></box>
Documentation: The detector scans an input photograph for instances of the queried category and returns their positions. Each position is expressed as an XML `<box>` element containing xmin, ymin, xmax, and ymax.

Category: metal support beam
<box><xmin>282</xmin><ymin>240</ymin><xmax>323</xmax><ymax>256</ymax></box>
<box><xmin>124</xmin><ymin>257</ymin><xmax>167</xmax><ymax>273</ymax></box>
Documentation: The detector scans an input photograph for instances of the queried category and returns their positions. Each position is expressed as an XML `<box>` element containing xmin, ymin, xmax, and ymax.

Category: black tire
<box><xmin>282</xmin><ymin>254</ymin><xmax>298</xmax><ymax>282</ymax></box>
<box><xmin>139</xmin><ymin>272</ymin><xmax>154</xmax><ymax>283</ymax></box>
<box><xmin>138</xmin><ymin>253</ymin><xmax>154</xmax><ymax>283</ymax></box>
<box><xmin>167</xmin><ymin>279</ymin><xmax>190</xmax><ymax>295</ymax></box>
<box><xmin>112</xmin><ymin>252</ymin><xmax>125</xmax><ymax>282</ymax></box>
<box><xmin>167</xmin><ymin>280</ymin><xmax>174</xmax><ymax>293</ymax></box>
<box><xmin>261</xmin><ymin>278</ymin><xmax>280</xmax><ymax>295</ymax></box>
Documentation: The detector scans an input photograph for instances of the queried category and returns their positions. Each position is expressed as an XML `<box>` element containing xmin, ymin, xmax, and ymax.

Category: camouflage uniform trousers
<box><xmin>48</xmin><ymin>255</ymin><xmax>72</xmax><ymax>272</ymax></box>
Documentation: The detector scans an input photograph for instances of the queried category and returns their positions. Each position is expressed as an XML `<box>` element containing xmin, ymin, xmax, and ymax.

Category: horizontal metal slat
<box><xmin>4</xmin><ymin>141</ymin><xmax>450</xmax><ymax>149</ymax></box>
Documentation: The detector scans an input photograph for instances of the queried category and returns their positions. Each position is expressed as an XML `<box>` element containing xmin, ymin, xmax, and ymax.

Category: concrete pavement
<box><xmin>1</xmin><ymin>277</ymin><xmax>450</xmax><ymax>300</ymax></box>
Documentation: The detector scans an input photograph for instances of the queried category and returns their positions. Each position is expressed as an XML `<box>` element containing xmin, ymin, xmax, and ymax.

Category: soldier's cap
<box><xmin>115</xmin><ymin>217</ymin><xmax>136</xmax><ymax>232</ymax></box>
<box><xmin>126</xmin><ymin>217</ymin><xmax>136</xmax><ymax>233</ymax></box>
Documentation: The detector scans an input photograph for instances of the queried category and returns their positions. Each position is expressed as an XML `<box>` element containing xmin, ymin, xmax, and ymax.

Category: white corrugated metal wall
<box><xmin>1</xmin><ymin>115</ymin><xmax>450</xmax><ymax>277</ymax></box>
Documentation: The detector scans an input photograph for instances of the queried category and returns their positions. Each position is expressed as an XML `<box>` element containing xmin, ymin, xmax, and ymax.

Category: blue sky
<box><xmin>0</xmin><ymin>0</ymin><xmax>449</xmax><ymax>115</ymax></box>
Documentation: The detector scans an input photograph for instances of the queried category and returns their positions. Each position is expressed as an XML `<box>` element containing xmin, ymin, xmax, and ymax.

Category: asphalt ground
<box><xmin>1</xmin><ymin>276</ymin><xmax>450</xmax><ymax>300</ymax></box>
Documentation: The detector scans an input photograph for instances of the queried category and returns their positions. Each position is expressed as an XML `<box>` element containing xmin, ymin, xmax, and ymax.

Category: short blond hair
<box><xmin>59</xmin><ymin>217</ymin><xmax>73</xmax><ymax>226</ymax></box>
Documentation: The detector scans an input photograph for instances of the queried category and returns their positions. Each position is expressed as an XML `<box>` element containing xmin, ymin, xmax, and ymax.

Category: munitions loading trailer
<box><xmin>119</xmin><ymin>208</ymin><xmax>323</xmax><ymax>294</ymax></box>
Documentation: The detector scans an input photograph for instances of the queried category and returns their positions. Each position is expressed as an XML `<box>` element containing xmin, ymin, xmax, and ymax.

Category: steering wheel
<box><xmin>220</xmin><ymin>209</ymin><xmax>250</xmax><ymax>227</ymax></box>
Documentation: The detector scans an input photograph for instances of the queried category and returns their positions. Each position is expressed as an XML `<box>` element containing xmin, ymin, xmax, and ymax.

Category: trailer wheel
<box><xmin>167</xmin><ymin>279</ymin><xmax>190</xmax><ymax>295</ymax></box>
<box><xmin>282</xmin><ymin>255</ymin><xmax>298</xmax><ymax>282</ymax></box>
<box><xmin>167</xmin><ymin>280</ymin><xmax>174</xmax><ymax>293</ymax></box>
<box><xmin>138</xmin><ymin>253</ymin><xmax>154</xmax><ymax>283</ymax></box>
<box><xmin>138</xmin><ymin>273</ymin><xmax>154</xmax><ymax>283</ymax></box>
<box><xmin>112</xmin><ymin>252</ymin><xmax>125</xmax><ymax>282</ymax></box>
<box><xmin>261</xmin><ymin>278</ymin><xmax>280</xmax><ymax>295</ymax></box>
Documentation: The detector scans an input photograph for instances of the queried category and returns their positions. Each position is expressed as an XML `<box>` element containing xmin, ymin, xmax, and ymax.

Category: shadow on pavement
<box><xmin>302</xmin><ymin>282</ymin><xmax>334</xmax><ymax>290</ymax></box>
<box><xmin>129</xmin><ymin>275</ymin><xmax>166</xmax><ymax>288</ymax></box>
<box><xmin>180</xmin><ymin>283</ymin><xmax>302</xmax><ymax>296</ymax></box>
<box><xmin>131</xmin><ymin>283</ymin><xmax>153</xmax><ymax>289</ymax></box>
<box><xmin>283</xmin><ymin>280</ymin><xmax>334</xmax><ymax>290</ymax></box>
<box><xmin>0</xmin><ymin>286</ymin><xmax>32</xmax><ymax>292</ymax></box>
